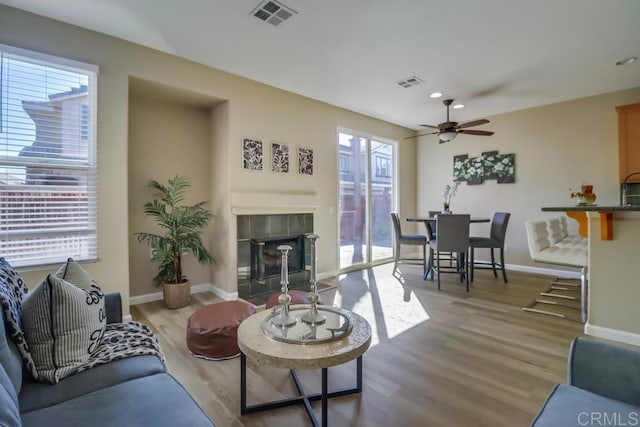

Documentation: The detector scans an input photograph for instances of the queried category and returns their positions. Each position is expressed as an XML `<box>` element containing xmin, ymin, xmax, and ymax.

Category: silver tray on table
<box><xmin>261</xmin><ymin>306</ymin><xmax>353</xmax><ymax>344</ymax></box>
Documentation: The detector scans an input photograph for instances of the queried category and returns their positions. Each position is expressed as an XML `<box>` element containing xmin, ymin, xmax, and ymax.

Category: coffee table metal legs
<box><xmin>240</xmin><ymin>353</ymin><xmax>363</xmax><ymax>427</ymax></box>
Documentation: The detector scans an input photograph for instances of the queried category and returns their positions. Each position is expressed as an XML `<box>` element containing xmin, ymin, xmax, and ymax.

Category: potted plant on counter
<box><xmin>136</xmin><ymin>175</ymin><xmax>215</xmax><ymax>309</ymax></box>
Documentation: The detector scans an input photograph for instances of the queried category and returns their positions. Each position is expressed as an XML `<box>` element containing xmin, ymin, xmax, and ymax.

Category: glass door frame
<box><xmin>337</xmin><ymin>127</ymin><xmax>397</xmax><ymax>273</ymax></box>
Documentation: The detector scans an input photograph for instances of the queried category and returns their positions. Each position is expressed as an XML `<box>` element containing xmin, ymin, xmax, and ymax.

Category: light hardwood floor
<box><xmin>131</xmin><ymin>263</ymin><xmax>583</xmax><ymax>427</ymax></box>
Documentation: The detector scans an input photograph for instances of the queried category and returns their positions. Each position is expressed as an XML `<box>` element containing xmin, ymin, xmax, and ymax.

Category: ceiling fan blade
<box><xmin>403</xmin><ymin>131</ymin><xmax>439</xmax><ymax>140</ymax></box>
<box><xmin>458</xmin><ymin>129</ymin><xmax>494</xmax><ymax>136</ymax></box>
<box><xmin>457</xmin><ymin>119</ymin><xmax>490</xmax><ymax>129</ymax></box>
<box><xmin>419</xmin><ymin>124</ymin><xmax>440</xmax><ymax>129</ymax></box>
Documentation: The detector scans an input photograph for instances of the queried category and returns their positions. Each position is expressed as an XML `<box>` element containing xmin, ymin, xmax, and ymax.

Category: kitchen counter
<box><xmin>542</xmin><ymin>205</ymin><xmax>640</xmax><ymax>212</ymax></box>
<box><xmin>541</xmin><ymin>205</ymin><xmax>640</xmax><ymax>240</ymax></box>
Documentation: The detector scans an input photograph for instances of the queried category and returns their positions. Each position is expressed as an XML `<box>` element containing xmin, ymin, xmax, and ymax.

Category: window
<box><xmin>0</xmin><ymin>44</ymin><xmax>98</xmax><ymax>268</ymax></box>
<box><xmin>338</xmin><ymin>130</ymin><xmax>396</xmax><ymax>270</ymax></box>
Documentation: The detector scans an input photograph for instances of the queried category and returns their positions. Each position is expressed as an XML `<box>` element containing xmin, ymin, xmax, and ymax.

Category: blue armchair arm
<box><xmin>104</xmin><ymin>292</ymin><xmax>123</xmax><ymax>324</ymax></box>
<box><xmin>568</xmin><ymin>336</ymin><xmax>640</xmax><ymax>407</ymax></box>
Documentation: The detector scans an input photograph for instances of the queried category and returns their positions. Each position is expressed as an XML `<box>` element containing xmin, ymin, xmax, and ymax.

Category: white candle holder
<box><xmin>301</xmin><ymin>234</ymin><xmax>326</xmax><ymax>326</ymax></box>
<box><xmin>271</xmin><ymin>244</ymin><xmax>297</xmax><ymax>328</ymax></box>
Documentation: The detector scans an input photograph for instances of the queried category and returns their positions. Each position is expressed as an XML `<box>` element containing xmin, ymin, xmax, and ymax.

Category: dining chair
<box><xmin>426</xmin><ymin>210</ymin><xmax>440</xmax><ymax>240</ymax></box>
<box><xmin>426</xmin><ymin>210</ymin><xmax>456</xmax><ymax>274</ymax></box>
<box><xmin>428</xmin><ymin>214</ymin><xmax>470</xmax><ymax>291</ymax></box>
<box><xmin>390</xmin><ymin>212</ymin><xmax>428</xmax><ymax>276</ymax></box>
<box><xmin>469</xmin><ymin>212</ymin><xmax>511</xmax><ymax>283</ymax></box>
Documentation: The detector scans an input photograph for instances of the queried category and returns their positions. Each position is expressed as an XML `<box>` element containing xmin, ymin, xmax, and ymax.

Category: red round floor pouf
<box><xmin>186</xmin><ymin>300</ymin><xmax>256</xmax><ymax>360</ymax></box>
<box><xmin>264</xmin><ymin>289</ymin><xmax>324</xmax><ymax>309</ymax></box>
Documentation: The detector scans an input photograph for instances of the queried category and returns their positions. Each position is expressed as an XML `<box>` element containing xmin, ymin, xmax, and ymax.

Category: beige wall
<box><xmin>417</xmin><ymin>87</ymin><xmax>640</xmax><ymax>269</ymax></box>
<box><xmin>587</xmin><ymin>212</ymin><xmax>640</xmax><ymax>338</ymax></box>
<box><xmin>0</xmin><ymin>6</ymin><xmax>416</xmax><ymax>309</ymax></box>
<box><xmin>128</xmin><ymin>92</ymin><xmax>215</xmax><ymax>296</ymax></box>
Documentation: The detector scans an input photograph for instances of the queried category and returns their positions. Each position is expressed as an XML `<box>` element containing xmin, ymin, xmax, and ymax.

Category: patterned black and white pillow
<box><xmin>21</xmin><ymin>271</ymin><xmax>107</xmax><ymax>383</ymax></box>
<box><xmin>0</xmin><ymin>258</ymin><xmax>37</xmax><ymax>378</ymax></box>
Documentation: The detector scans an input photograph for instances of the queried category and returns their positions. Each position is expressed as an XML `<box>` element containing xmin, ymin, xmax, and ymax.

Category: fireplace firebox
<box><xmin>236</xmin><ymin>213</ymin><xmax>314</xmax><ymax>303</ymax></box>
<box><xmin>251</xmin><ymin>235</ymin><xmax>305</xmax><ymax>283</ymax></box>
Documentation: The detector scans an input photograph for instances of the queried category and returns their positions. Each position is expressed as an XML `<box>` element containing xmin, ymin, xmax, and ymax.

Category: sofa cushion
<box><xmin>531</xmin><ymin>384</ymin><xmax>640</xmax><ymax>426</ymax></box>
<box><xmin>20</xmin><ymin>373</ymin><xmax>215</xmax><ymax>427</ymax></box>
<box><xmin>0</xmin><ymin>363</ymin><xmax>21</xmax><ymax>427</ymax></box>
<box><xmin>0</xmin><ymin>258</ymin><xmax>37</xmax><ymax>378</ymax></box>
<box><xmin>0</xmin><ymin>310</ymin><xmax>23</xmax><ymax>395</ymax></box>
<box><xmin>19</xmin><ymin>354</ymin><xmax>165</xmax><ymax>412</ymax></box>
<box><xmin>21</xmin><ymin>274</ymin><xmax>106</xmax><ymax>383</ymax></box>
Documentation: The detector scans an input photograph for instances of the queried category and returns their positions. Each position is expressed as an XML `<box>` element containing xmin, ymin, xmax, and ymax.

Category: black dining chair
<box><xmin>469</xmin><ymin>212</ymin><xmax>511</xmax><ymax>283</ymax></box>
<box><xmin>391</xmin><ymin>212</ymin><xmax>428</xmax><ymax>276</ymax></box>
<box><xmin>428</xmin><ymin>214</ymin><xmax>471</xmax><ymax>291</ymax></box>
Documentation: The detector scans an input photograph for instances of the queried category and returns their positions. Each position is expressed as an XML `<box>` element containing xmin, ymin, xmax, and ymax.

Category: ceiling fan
<box><xmin>405</xmin><ymin>99</ymin><xmax>494</xmax><ymax>143</ymax></box>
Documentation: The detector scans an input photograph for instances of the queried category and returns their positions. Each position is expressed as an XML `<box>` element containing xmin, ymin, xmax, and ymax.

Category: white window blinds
<box><xmin>0</xmin><ymin>45</ymin><xmax>98</xmax><ymax>268</ymax></box>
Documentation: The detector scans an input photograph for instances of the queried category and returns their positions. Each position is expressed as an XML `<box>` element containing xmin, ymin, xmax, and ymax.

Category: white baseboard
<box><xmin>584</xmin><ymin>322</ymin><xmax>640</xmax><ymax>347</ymax></box>
<box><xmin>208</xmin><ymin>284</ymin><xmax>238</xmax><ymax>301</ymax></box>
<box><xmin>129</xmin><ymin>283</ymin><xmax>237</xmax><ymax>306</ymax></box>
<box><xmin>503</xmin><ymin>263</ymin><xmax>581</xmax><ymax>279</ymax></box>
<box><xmin>123</xmin><ymin>314</ymin><xmax>132</xmax><ymax>322</ymax></box>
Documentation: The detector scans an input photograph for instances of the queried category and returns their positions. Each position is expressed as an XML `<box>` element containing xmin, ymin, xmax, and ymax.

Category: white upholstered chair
<box><xmin>524</xmin><ymin>216</ymin><xmax>588</xmax><ymax>322</ymax></box>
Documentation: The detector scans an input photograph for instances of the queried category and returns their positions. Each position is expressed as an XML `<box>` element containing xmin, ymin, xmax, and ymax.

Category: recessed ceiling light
<box><xmin>430</xmin><ymin>92</ymin><xmax>443</xmax><ymax>98</ymax></box>
<box><xmin>452</xmin><ymin>104</ymin><xmax>464</xmax><ymax>109</ymax></box>
<box><xmin>616</xmin><ymin>56</ymin><xmax>638</xmax><ymax>66</ymax></box>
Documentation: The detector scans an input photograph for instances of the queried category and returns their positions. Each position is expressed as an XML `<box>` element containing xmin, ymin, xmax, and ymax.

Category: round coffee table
<box><xmin>238</xmin><ymin>305</ymin><xmax>371</xmax><ymax>427</ymax></box>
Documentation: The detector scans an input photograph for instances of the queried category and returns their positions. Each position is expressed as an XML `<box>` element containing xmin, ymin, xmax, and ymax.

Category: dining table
<box><xmin>406</xmin><ymin>215</ymin><xmax>491</xmax><ymax>280</ymax></box>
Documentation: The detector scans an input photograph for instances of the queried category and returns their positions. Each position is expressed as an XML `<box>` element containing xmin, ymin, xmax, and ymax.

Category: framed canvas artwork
<box><xmin>298</xmin><ymin>146</ymin><xmax>313</xmax><ymax>175</ymax></box>
<box><xmin>242</xmin><ymin>138</ymin><xmax>263</xmax><ymax>171</ymax></box>
<box><xmin>271</xmin><ymin>142</ymin><xmax>289</xmax><ymax>173</ymax></box>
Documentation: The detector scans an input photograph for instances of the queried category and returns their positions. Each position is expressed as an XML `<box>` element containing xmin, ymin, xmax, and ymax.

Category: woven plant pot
<box><xmin>163</xmin><ymin>280</ymin><xmax>191</xmax><ymax>309</ymax></box>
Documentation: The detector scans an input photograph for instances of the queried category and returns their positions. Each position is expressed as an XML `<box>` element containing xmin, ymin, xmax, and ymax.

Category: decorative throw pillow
<box><xmin>55</xmin><ymin>258</ymin><xmax>107</xmax><ymax>351</ymax></box>
<box><xmin>55</xmin><ymin>258</ymin><xmax>101</xmax><ymax>292</ymax></box>
<box><xmin>0</xmin><ymin>258</ymin><xmax>37</xmax><ymax>378</ymax></box>
<box><xmin>21</xmin><ymin>272</ymin><xmax>106</xmax><ymax>384</ymax></box>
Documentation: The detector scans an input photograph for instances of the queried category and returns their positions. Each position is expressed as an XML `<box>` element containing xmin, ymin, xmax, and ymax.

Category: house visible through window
<box><xmin>339</xmin><ymin>154</ymin><xmax>350</xmax><ymax>172</ymax></box>
<box><xmin>0</xmin><ymin>44</ymin><xmax>98</xmax><ymax>268</ymax></box>
<box><xmin>375</xmin><ymin>156</ymin><xmax>391</xmax><ymax>177</ymax></box>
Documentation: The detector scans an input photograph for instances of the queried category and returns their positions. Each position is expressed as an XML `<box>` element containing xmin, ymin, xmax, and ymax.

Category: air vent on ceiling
<box><xmin>396</xmin><ymin>76</ymin><xmax>425</xmax><ymax>88</ymax></box>
<box><xmin>251</xmin><ymin>0</ymin><xmax>297</xmax><ymax>26</ymax></box>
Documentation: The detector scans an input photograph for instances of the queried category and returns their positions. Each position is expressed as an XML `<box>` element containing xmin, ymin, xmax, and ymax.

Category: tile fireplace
<box><xmin>237</xmin><ymin>213</ymin><xmax>313</xmax><ymax>303</ymax></box>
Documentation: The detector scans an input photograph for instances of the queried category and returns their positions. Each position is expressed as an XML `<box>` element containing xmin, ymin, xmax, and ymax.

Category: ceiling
<box><xmin>2</xmin><ymin>0</ymin><xmax>639</xmax><ymax>130</ymax></box>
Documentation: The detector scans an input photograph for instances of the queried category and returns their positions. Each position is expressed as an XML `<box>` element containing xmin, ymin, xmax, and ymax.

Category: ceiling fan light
<box><xmin>439</xmin><ymin>131</ymin><xmax>457</xmax><ymax>142</ymax></box>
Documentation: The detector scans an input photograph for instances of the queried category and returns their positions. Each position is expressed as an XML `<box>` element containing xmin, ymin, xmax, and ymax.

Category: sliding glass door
<box><xmin>338</xmin><ymin>130</ymin><xmax>395</xmax><ymax>271</ymax></box>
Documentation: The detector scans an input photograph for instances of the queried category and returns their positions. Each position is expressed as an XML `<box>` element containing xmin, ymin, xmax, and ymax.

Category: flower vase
<box><xmin>581</xmin><ymin>185</ymin><xmax>596</xmax><ymax>205</ymax></box>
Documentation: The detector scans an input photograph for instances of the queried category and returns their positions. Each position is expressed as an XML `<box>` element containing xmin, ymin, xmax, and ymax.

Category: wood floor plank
<box><xmin>131</xmin><ymin>263</ymin><xmax>584</xmax><ymax>426</ymax></box>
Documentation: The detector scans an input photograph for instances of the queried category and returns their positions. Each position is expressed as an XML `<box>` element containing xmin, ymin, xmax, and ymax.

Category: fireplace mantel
<box><xmin>231</xmin><ymin>191</ymin><xmax>318</xmax><ymax>215</ymax></box>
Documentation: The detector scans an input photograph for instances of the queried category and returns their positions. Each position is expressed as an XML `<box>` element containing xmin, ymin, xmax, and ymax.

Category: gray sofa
<box><xmin>1</xmin><ymin>292</ymin><xmax>214</xmax><ymax>427</ymax></box>
<box><xmin>532</xmin><ymin>337</ymin><xmax>640</xmax><ymax>426</ymax></box>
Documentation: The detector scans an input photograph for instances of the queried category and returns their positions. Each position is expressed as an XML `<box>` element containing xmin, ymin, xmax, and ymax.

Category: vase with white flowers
<box><xmin>442</xmin><ymin>181</ymin><xmax>461</xmax><ymax>213</ymax></box>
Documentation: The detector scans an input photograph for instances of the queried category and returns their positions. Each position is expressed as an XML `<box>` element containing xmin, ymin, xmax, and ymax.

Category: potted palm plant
<box><xmin>136</xmin><ymin>175</ymin><xmax>215</xmax><ymax>309</ymax></box>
